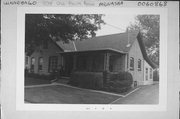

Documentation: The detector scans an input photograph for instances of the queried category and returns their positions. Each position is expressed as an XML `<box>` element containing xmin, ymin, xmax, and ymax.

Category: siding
<box><xmin>30</xmin><ymin>40</ymin><xmax>63</xmax><ymax>75</ymax></box>
<box><xmin>128</xmin><ymin>39</ymin><xmax>144</xmax><ymax>85</ymax></box>
<box><xmin>143</xmin><ymin>60</ymin><xmax>153</xmax><ymax>85</ymax></box>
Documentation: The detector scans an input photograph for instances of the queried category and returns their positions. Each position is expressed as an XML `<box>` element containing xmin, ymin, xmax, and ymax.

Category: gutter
<box><xmin>57</xmin><ymin>48</ymin><xmax>128</xmax><ymax>54</ymax></box>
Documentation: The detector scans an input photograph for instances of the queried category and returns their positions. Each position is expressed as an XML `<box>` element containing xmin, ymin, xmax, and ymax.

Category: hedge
<box><xmin>25</xmin><ymin>72</ymin><xmax>53</xmax><ymax>80</ymax></box>
<box><xmin>69</xmin><ymin>71</ymin><xmax>133</xmax><ymax>93</ymax></box>
<box><xmin>104</xmin><ymin>71</ymin><xmax>133</xmax><ymax>93</ymax></box>
<box><xmin>69</xmin><ymin>71</ymin><xmax>103</xmax><ymax>90</ymax></box>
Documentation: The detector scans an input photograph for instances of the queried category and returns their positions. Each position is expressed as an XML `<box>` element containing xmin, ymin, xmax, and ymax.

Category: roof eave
<box><xmin>57</xmin><ymin>48</ymin><xmax>128</xmax><ymax>54</ymax></box>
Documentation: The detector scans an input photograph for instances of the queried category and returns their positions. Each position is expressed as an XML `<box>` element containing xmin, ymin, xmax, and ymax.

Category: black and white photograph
<box><xmin>24</xmin><ymin>13</ymin><xmax>159</xmax><ymax>104</ymax></box>
<box><xmin>2</xmin><ymin>1</ymin><xmax>179</xmax><ymax>119</ymax></box>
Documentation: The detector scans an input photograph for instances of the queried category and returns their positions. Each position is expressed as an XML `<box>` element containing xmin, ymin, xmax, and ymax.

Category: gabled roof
<box><xmin>74</xmin><ymin>32</ymin><xmax>138</xmax><ymax>53</ymax></box>
<box><xmin>55</xmin><ymin>31</ymin><xmax>156</xmax><ymax>69</ymax></box>
<box><xmin>56</xmin><ymin>41</ymin><xmax>75</xmax><ymax>52</ymax></box>
<box><xmin>56</xmin><ymin>31</ymin><xmax>138</xmax><ymax>53</ymax></box>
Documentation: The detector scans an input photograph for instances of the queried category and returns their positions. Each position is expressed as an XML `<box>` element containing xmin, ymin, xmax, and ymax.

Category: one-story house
<box><xmin>26</xmin><ymin>31</ymin><xmax>156</xmax><ymax>86</ymax></box>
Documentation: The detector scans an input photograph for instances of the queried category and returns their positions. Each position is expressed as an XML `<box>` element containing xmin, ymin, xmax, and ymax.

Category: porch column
<box><xmin>73</xmin><ymin>54</ymin><xmax>77</xmax><ymax>71</ymax></box>
<box><xmin>103</xmin><ymin>52</ymin><xmax>110</xmax><ymax>85</ymax></box>
<box><xmin>104</xmin><ymin>52</ymin><xmax>110</xmax><ymax>71</ymax></box>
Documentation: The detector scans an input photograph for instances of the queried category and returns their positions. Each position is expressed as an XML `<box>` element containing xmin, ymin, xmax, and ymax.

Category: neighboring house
<box><xmin>27</xmin><ymin>31</ymin><xmax>156</xmax><ymax>85</ymax></box>
<box><xmin>26</xmin><ymin>38</ymin><xmax>75</xmax><ymax>76</ymax></box>
<box><xmin>25</xmin><ymin>54</ymin><xmax>30</xmax><ymax>69</ymax></box>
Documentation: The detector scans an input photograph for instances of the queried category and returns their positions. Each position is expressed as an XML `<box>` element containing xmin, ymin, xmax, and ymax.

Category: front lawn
<box><xmin>25</xmin><ymin>84</ymin><xmax>121</xmax><ymax>104</ymax></box>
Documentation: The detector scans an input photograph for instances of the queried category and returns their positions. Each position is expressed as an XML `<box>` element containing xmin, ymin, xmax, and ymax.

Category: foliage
<box><xmin>25</xmin><ymin>72</ymin><xmax>53</xmax><ymax>80</ymax></box>
<box><xmin>69</xmin><ymin>71</ymin><xmax>103</xmax><ymax>89</ymax></box>
<box><xmin>25</xmin><ymin>14</ymin><xmax>105</xmax><ymax>55</ymax></box>
<box><xmin>104</xmin><ymin>71</ymin><xmax>133</xmax><ymax>93</ymax></box>
<box><xmin>129</xmin><ymin>15</ymin><xmax>160</xmax><ymax>66</ymax></box>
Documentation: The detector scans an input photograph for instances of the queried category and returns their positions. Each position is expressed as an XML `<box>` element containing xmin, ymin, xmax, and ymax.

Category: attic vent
<box><xmin>126</xmin><ymin>44</ymin><xmax>131</xmax><ymax>47</ymax></box>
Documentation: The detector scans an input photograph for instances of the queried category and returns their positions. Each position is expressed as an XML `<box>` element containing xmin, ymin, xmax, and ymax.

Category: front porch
<box><xmin>60</xmin><ymin>50</ymin><xmax>128</xmax><ymax>90</ymax></box>
<box><xmin>61</xmin><ymin>50</ymin><xmax>127</xmax><ymax>76</ymax></box>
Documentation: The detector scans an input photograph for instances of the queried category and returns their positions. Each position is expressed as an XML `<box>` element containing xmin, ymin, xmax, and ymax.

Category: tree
<box><xmin>25</xmin><ymin>14</ymin><xmax>105</xmax><ymax>55</ymax></box>
<box><xmin>129</xmin><ymin>15</ymin><xmax>160</xmax><ymax>66</ymax></box>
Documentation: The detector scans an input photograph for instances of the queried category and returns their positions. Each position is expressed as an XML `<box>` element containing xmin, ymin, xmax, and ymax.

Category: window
<box><xmin>145</xmin><ymin>68</ymin><xmax>148</xmax><ymax>80</ymax></box>
<box><xmin>77</xmin><ymin>55</ymin><xmax>87</xmax><ymax>71</ymax></box>
<box><xmin>76</xmin><ymin>54</ymin><xmax>104</xmax><ymax>72</ymax></box>
<box><xmin>48</xmin><ymin>56</ymin><xmax>58</xmax><ymax>72</ymax></box>
<box><xmin>30</xmin><ymin>57</ymin><xmax>35</xmax><ymax>73</ymax></box>
<box><xmin>38</xmin><ymin>57</ymin><xmax>43</xmax><ymax>71</ymax></box>
<box><xmin>25</xmin><ymin>56</ymin><xmax>29</xmax><ymax>65</ymax></box>
<box><xmin>150</xmin><ymin>68</ymin><xmax>153</xmax><ymax>79</ymax></box>
<box><xmin>138</xmin><ymin>59</ymin><xmax>141</xmax><ymax>71</ymax></box>
<box><xmin>92</xmin><ymin>54</ymin><xmax>104</xmax><ymax>72</ymax></box>
<box><xmin>130</xmin><ymin>57</ymin><xmax>134</xmax><ymax>71</ymax></box>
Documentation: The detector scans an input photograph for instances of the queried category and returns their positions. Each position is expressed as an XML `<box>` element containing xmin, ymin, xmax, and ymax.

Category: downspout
<box><xmin>143</xmin><ymin>60</ymin><xmax>145</xmax><ymax>85</ymax></box>
<box><xmin>126</xmin><ymin>27</ymin><xmax>130</xmax><ymax>72</ymax></box>
<box><xmin>126</xmin><ymin>53</ymin><xmax>129</xmax><ymax>72</ymax></box>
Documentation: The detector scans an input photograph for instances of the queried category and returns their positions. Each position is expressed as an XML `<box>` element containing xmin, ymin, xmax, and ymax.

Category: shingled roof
<box><xmin>74</xmin><ymin>31</ymin><xmax>138</xmax><ymax>53</ymax></box>
<box><xmin>56</xmin><ymin>41</ymin><xmax>75</xmax><ymax>52</ymax></box>
<box><xmin>56</xmin><ymin>31</ymin><xmax>156</xmax><ymax>69</ymax></box>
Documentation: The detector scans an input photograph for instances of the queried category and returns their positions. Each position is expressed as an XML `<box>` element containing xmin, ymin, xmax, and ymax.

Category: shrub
<box><xmin>25</xmin><ymin>72</ymin><xmax>52</xmax><ymax>80</ymax></box>
<box><xmin>69</xmin><ymin>71</ymin><xmax>103</xmax><ymax>89</ymax></box>
<box><xmin>104</xmin><ymin>71</ymin><xmax>133</xmax><ymax>93</ymax></box>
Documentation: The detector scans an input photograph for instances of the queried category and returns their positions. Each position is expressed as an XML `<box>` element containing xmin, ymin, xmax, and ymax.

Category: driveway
<box><xmin>111</xmin><ymin>83</ymin><xmax>159</xmax><ymax>104</ymax></box>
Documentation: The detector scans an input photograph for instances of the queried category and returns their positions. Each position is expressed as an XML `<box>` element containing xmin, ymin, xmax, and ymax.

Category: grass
<box><xmin>24</xmin><ymin>76</ymin><xmax>140</xmax><ymax>104</ymax></box>
<box><xmin>25</xmin><ymin>84</ymin><xmax>121</xmax><ymax>104</ymax></box>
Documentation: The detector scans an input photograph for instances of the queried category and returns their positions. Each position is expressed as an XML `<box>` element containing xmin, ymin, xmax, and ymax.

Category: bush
<box><xmin>104</xmin><ymin>71</ymin><xmax>133</xmax><ymax>93</ymax></box>
<box><xmin>25</xmin><ymin>72</ymin><xmax>53</xmax><ymax>80</ymax></box>
<box><xmin>69</xmin><ymin>71</ymin><xmax>103</xmax><ymax>89</ymax></box>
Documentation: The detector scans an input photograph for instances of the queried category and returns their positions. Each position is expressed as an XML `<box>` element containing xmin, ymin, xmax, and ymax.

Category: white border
<box><xmin>17</xmin><ymin>7</ymin><xmax>167</xmax><ymax>111</ymax></box>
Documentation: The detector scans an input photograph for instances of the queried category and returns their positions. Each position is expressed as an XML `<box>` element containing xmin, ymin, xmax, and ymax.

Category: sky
<box><xmin>96</xmin><ymin>14</ymin><xmax>137</xmax><ymax>36</ymax></box>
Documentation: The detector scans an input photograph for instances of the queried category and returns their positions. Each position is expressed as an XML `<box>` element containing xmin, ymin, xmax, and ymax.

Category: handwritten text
<box><xmin>3</xmin><ymin>0</ymin><xmax>37</xmax><ymax>5</ymax></box>
<box><xmin>99</xmin><ymin>1</ymin><xmax>123</xmax><ymax>7</ymax></box>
